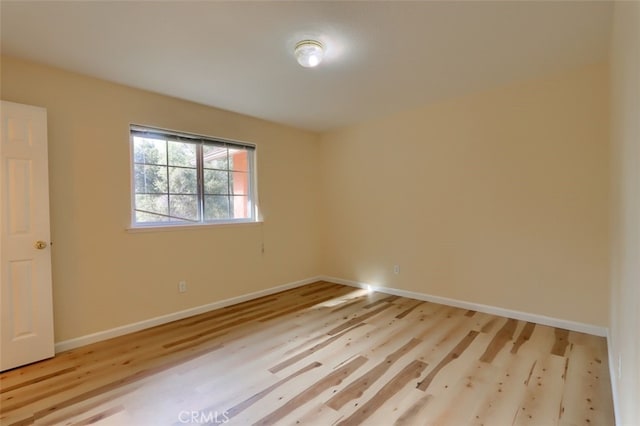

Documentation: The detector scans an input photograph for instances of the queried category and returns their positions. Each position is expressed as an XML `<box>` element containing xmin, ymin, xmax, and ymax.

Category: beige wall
<box><xmin>609</xmin><ymin>1</ymin><xmax>640</xmax><ymax>424</ymax></box>
<box><xmin>320</xmin><ymin>63</ymin><xmax>610</xmax><ymax>327</ymax></box>
<box><xmin>0</xmin><ymin>54</ymin><xmax>613</xmax><ymax>343</ymax></box>
<box><xmin>0</xmin><ymin>55</ymin><xmax>322</xmax><ymax>341</ymax></box>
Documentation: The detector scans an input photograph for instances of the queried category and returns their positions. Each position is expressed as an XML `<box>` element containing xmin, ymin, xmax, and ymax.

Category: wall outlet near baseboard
<box><xmin>178</xmin><ymin>281</ymin><xmax>187</xmax><ymax>293</ymax></box>
<box><xmin>393</xmin><ymin>265</ymin><xmax>400</xmax><ymax>274</ymax></box>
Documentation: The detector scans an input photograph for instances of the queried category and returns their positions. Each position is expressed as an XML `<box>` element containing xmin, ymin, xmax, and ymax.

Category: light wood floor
<box><xmin>0</xmin><ymin>281</ymin><xmax>614</xmax><ymax>426</ymax></box>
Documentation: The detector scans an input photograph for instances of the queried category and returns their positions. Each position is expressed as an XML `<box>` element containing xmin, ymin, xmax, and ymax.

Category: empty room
<box><xmin>0</xmin><ymin>1</ymin><xmax>638</xmax><ymax>425</ymax></box>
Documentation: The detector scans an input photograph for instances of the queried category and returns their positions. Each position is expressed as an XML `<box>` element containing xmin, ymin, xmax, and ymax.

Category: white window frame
<box><xmin>129</xmin><ymin>124</ymin><xmax>259</xmax><ymax>228</ymax></box>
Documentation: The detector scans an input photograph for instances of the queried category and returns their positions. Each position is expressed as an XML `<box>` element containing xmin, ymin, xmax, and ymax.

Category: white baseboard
<box><xmin>606</xmin><ymin>329</ymin><xmax>621</xmax><ymax>426</ymax></box>
<box><xmin>55</xmin><ymin>274</ymin><xmax>608</xmax><ymax>353</ymax></box>
<box><xmin>54</xmin><ymin>276</ymin><xmax>322</xmax><ymax>353</ymax></box>
<box><xmin>321</xmin><ymin>275</ymin><xmax>608</xmax><ymax>337</ymax></box>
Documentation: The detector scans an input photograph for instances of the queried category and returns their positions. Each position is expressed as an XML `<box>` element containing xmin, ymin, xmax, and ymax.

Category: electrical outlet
<box><xmin>178</xmin><ymin>281</ymin><xmax>187</xmax><ymax>293</ymax></box>
<box><xmin>393</xmin><ymin>265</ymin><xmax>400</xmax><ymax>274</ymax></box>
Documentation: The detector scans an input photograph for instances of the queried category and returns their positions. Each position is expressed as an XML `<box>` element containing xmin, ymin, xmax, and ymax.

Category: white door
<box><xmin>0</xmin><ymin>100</ymin><xmax>54</xmax><ymax>371</ymax></box>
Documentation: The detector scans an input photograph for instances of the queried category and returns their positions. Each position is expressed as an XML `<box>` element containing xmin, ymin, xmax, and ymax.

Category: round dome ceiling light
<box><xmin>294</xmin><ymin>40</ymin><xmax>324</xmax><ymax>68</ymax></box>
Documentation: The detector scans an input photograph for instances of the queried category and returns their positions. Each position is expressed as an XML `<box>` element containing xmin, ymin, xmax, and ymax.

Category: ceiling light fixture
<box><xmin>294</xmin><ymin>40</ymin><xmax>324</xmax><ymax>68</ymax></box>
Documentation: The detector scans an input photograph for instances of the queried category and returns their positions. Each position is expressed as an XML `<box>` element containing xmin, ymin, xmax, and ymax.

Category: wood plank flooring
<box><xmin>0</xmin><ymin>281</ymin><xmax>614</xmax><ymax>425</ymax></box>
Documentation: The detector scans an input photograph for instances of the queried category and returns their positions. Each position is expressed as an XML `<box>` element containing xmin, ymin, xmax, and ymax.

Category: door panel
<box><xmin>9</xmin><ymin>259</ymin><xmax>35</xmax><ymax>338</ymax></box>
<box><xmin>0</xmin><ymin>100</ymin><xmax>54</xmax><ymax>371</ymax></box>
<box><xmin>8</xmin><ymin>159</ymin><xmax>32</xmax><ymax>233</ymax></box>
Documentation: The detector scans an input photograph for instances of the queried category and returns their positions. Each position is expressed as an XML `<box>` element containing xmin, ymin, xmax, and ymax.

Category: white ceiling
<box><xmin>1</xmin><ymin>1</ymin><xmax>613</xmax><ymax>132</ymax></box>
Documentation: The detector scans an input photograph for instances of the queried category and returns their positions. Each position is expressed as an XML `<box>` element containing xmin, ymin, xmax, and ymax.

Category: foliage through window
<box><xmin>131</xmin><ymin>125</ymin><xmax>257</xmax><ymax>226</ymax></box>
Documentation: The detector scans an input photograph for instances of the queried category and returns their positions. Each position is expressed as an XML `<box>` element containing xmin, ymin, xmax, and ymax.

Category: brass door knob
<box><xmin>35</xmin><ymin>241</ymin><xmax>48</xmax><ymax>250</ymax></box>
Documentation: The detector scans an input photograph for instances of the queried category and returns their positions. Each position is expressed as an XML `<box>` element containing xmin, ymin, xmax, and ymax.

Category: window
<box><xmin>130</xmin><ymin>125</ymin><xmax>257</xmax><ymax>227</ymax></box>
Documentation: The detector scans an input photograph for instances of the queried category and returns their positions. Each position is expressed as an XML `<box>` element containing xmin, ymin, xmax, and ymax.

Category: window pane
<box><xmin>203</xmin><ymin>145</ymin><xmax>228</xmax><ymax>170</ymax></box>
<box><xmin>230</xmin><ymin>195</ymin><xmax>250</xmax><ymax>219</ymax></box>
<box><xmin>229</xmin><ymin>148</ymin><xmax>248</xmax><ymax>171</ymax></box>
<box><xmin>168</xmin><ymin>167</ymin><xmax>197</xmax><ymax>194</ymax></box>
<box><xmin>168</xmin><ymin>141</ymin><xmax>197</xmax><ymax>167</ymax></box>
<box><xmin>135</xmin><ymin>194</ymin><xmax>168</xmax><ymax>220</ymax></box>
<box><xmin>134</xmin><ymin>137</ymin><xmax>167</xmax><ymax>165</ymax></box>
<box><xmin>135</xmin><ymin>164</ymin><xmax>168</xmax><ymax>194</ymax></box>
<box><xmin>204</xmin><ymin>170</ymin><xmax>229</xmax><ymax>195</ymax></box>
<box><xmin>204</xmin><ymin>195</ymin><xmax>230</xmax><ymax>220</ymax></box>
<box><xmin>136</xmin><ymin>210</ymin><xmax>169</xmax><ymax>223</ymax></box>
<box><xmin>169</xmin><ymin>195</ymin><xmax>199</xmax><ymax>222</ymax></box>
<box><xmin>230</xmin><ymin>171</ymin><xmax>249</xmax><ymax>195</ymax></box>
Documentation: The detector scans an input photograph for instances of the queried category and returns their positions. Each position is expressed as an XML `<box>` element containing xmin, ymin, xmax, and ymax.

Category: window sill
<box><xmin>126</xmin><ymin>220</ymin><xmax>263</xmax><ymax>233</ymax></box>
